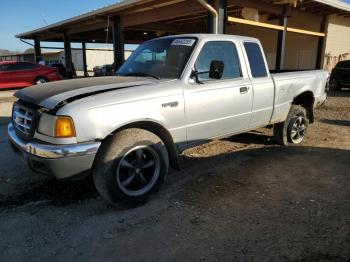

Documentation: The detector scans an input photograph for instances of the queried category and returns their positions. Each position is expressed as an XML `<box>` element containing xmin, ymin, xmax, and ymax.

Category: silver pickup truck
<box><xmin>8</xmin><ymin>34</ymin><xmax>328</xmax><ymax>205</ymax></box>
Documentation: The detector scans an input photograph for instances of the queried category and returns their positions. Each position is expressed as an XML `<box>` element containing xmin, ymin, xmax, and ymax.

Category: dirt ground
<box><xmin>0</xmin><ymin>90</ymin><xmax>349</xmax><ymax>262</ymax></box>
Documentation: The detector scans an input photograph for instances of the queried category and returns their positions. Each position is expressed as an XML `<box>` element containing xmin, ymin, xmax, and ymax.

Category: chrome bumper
<box><xmin>8</xmin><ymin>123</ymin><xmax>100</xmax><ymax>159</ymax></box>
<box><xmin>8</xmin><ymin>123</ymin><xmax>101</xmax><ymax>179</ymax></box>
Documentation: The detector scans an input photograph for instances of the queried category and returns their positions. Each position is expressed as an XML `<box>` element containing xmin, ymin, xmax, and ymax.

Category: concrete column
<box><xmin>82</xmin><ymin>42</ymin><xmax>88</xmax><ymax>77</ymax></box>
<box><xmin>63</xmin><ymin>33</ymin><xmax>73</xmax><ymax>79</ymax></box>
<box><xmin>276</xmin><ymin>4</ymin><xmax>289</xmax><ymax>71</ymax></box>
<box><xmin>112</xmin><ymin>16</ymin><xmax>125</xmax><ymax>71</ymax></box>
<box><xmin>34</xmin><ymin>39</ymin><xmax>41</xmax><ymax>63</ymax></box>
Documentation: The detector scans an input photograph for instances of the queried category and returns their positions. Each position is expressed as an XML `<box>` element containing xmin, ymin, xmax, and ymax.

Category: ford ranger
<box><xmin>8</xmin><ymin>34</ymin><xmax>328</xmax><ymax>205</ymax></box>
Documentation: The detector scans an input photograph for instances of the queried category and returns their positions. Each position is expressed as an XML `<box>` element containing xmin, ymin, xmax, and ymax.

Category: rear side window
<box><xmin>244</xmin><ymin>42</ymin><xmax>268</xmax><ymax>78</ymax></box>
<box><xmin>3</xmin><ymin>64</ymin><xmax>18</xmax><ymax>71</ymax></box>
<box><xmin>0</xmin><ymin>64</ymin><xmax>11</xmax><ymax>71</ymax></box>
<box><xmin>6</xmin><ymin>63</ymin><xmax>37</xmax><ymax>71</ymax></box>
<box><xmin>19</xmin><ymin>63</ymin><xmax>38</xmax><ymax>70</ymax></box>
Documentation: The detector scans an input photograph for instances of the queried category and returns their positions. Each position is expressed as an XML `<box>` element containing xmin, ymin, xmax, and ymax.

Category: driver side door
<box><xmin>184</xmin><ymin>40</ymin><xmax>253</xmax><ymax>144</ymax></box>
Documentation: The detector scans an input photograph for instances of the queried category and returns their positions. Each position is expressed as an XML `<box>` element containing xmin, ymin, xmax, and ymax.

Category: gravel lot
<box><xmin>0</xmin><ymin>90</ymin><xmax>349</xmax><ymax>262</ymax></box>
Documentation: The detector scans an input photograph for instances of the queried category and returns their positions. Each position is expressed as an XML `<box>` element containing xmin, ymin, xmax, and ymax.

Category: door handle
<box><xmin>240</xmin><ymin>86</ymin><xmax>249</xmax><ymax>93</ymax></box>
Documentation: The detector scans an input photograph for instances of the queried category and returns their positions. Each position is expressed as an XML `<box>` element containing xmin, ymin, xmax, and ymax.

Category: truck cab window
<box><xmin>195</xmin><ymin>41</ymin><xmax>242</xmax><ymax>82</ymax></box>
<box><xmin>117</xmin><ymin>37</ymin><xmax>197</xmax><ymax>79</ymax></box>
<box><xmin>244</xmin><ymin>42</ymin><xmax>268</xmax><ymax>78</ymax></box>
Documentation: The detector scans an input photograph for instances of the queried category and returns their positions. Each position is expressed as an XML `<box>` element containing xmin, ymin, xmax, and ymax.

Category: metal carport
<box><xmin>16</xmin><ymin>0</ymin><xmax>350</xmax><ymax>78</ymax></box>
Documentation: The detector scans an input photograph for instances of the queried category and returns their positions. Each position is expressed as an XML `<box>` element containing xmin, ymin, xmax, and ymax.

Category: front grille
<box><xmin>12</xmin><ymin>102</ymin><xmax>40</xmax><ymax>139</ymax></box>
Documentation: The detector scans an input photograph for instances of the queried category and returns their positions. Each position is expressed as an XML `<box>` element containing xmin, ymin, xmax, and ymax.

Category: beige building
<box><xmin>324</xmin><ymin>14</ymin><xmax>350</xmax><ymax>70</ymax></box>
<box><xmin>0</xmin><ymin>49</ymin><xmax>133</xmax><ymax>73</ymax></box>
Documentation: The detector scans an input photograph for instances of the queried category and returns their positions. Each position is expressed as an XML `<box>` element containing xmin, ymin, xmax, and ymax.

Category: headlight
<box><xmin>38</xmin><ymin>113</ymin><xmax>76</xmax><ymax>138</ymax></box>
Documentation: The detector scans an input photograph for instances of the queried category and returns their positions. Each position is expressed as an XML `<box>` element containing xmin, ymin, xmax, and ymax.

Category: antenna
<box><xmin>41</xmin><ymin>13</ymin><xmax>49</xmax><ymax>26</ymax></box>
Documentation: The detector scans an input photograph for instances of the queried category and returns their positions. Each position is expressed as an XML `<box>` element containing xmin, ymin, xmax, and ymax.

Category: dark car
<box><xmin>48</xmin><ymin>63</ymin><xmax>66</xmax><ymax>78</ymax></box>
<box><xmin>329</xmin><ymin>60</ymin><xmax>350</xmax><ymax>91</ymax></box>
<box><xmin>0</xmin><ymin>61</ymin><xmax>61</xmax><ymax>89</ymax></box>
<box><xmin>93</xmin><ymin>64</ymin><xmax>115</xmax><ymax>77</ymax></box>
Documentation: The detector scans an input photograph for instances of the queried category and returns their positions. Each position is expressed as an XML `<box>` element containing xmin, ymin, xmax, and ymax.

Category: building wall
<box><xmin>324</xmin><ymin>15</ymin><xmax>350</xmax><ymax>71</ymax></box>
<box><xmin>0</xmin><ymin>54</ymin><xmax>35</xmax><ymax>62</ymax></box>
<box><xmin>284</xmin><ymin>15</ymin><xmax>320</xmax><ymax>70</ymax></box>
<box><xmin>284</xmin><ymin>33</ymin><xmax>318</xmax><ymax>70</ymax></box>
<box><xmin>225</xmin><ymin>3</ymin><xmax>324</xmax><ymax>71</ymax></box>
<box><xmin>226</xmin><ymin>20</ymin><xmax>319</xmax><ymax>70</ymax></box>
<box><xmin>42</xmin><ymin>52</ymin><xmax>63</xmax><ymax>64</ymax></box>
<box><xmin>41</xmin><ymin>49</ymin><xmax>133</xmax><ymax>71</ymax></box>
<box><xmin>226</xmin><ymin>23</ymin><xmax>278</xmax><ymax>70</ymax></box>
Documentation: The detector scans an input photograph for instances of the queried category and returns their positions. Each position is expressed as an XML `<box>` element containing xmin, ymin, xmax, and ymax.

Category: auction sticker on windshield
<box><xmin>171</xmin><ymin>39</ymin><xmax>196</xmax><ymax>46</ymax></box>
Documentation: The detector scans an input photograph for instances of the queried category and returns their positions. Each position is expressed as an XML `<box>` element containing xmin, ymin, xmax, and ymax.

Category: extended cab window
<box><xmin>195</xmin><ymin>41</ymin><xmax>242</xmax><ymax>82</ymax></box>
<box><xmin>244</xmin><ymin>42</ymin><xmax>268</xmax><ymax>78</ymax></box>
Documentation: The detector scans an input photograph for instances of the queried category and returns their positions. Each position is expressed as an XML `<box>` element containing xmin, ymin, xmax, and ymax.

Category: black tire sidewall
<box><xmin>35</xmin><ymin>77</ymin><xmax>48</xmax><ymax>85</ymax></box>
<box><xmin>92</xmin><ymin>128</ymin><xmax>169</xmax><ymax>206</ymax></box>
<box><xmin>274</xmin><ymin>105</ymin><xmax>309</xmax><ymax>146</ymax></box>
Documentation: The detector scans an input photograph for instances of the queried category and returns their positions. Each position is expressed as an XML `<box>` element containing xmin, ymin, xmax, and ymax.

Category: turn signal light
<box><xmin>55</xmin><ymin>116</ymin><xmax>76</xmax><ymax>138</ymax></box>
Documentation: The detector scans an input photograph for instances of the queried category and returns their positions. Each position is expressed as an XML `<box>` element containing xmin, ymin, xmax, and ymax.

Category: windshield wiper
<box><xmin>124</xmin><ymin>72</ymin><xmax>161</xmax><ymax>80</ymax></box>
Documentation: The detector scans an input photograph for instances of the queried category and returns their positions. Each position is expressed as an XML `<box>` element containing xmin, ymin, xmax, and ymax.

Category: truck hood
<box><xmin>14</xmin><ymin>76</ymin><xmax>161</xmax><ymax>109</ymax></box>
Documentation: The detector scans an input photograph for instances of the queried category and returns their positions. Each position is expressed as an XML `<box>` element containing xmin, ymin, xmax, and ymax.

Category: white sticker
<box><xmin>171</xmin><ymin>39</ymin><xmax>196</xmax><ymax>46</ymax></box>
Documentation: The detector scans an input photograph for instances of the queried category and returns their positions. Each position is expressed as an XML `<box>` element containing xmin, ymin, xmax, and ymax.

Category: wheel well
<box><xmin>34</xmin><ymin>76</ymin><xmax>48</xmax><ymax>84</ymax></box>
<box><xmin>292</xmin><ymin>91</ymin><xmax>315</xmax><ymax>123</ymax></box>
<box><xmin>112</xmin><ymin>121</ymin><xmax>180</xmax><ymax>170</ymax></box>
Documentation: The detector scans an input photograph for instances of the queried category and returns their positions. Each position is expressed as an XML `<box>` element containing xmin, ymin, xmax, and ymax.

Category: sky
<box><xmin>1</xmin><ymin>0</ymin><xmax>350</xmax><ymax>52</ymax></box>
<box><xmin>0</xmin><ymin>0</ymin><xmax>121</xmax><ymax>52</ymax></box>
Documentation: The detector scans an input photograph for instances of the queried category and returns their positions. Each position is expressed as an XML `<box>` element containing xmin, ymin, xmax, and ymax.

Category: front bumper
<box><xmin>8</xmin><ymin>123</ymin><xmax>101</xmax><ymax>179</ymax></box>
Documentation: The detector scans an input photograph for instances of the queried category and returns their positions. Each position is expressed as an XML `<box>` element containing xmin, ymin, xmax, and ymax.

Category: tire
<box><xmin>35</xmin><ymin>77</ymin><xmax>48</xmax><ymax>85</ymax></box>
<box><xmin>273</xmin><ymin>105</ymin><xmax>309</xmax><ymax>146</ymax></box>
<box><xmin>92</xmin><ymin>128</ymin><xmax>169</xmax><ymax>206</ymax></box>
<box><xmin>329</xmin><ymin>78</ymin><xmax>341</xmax><ymax>91</ymax></box>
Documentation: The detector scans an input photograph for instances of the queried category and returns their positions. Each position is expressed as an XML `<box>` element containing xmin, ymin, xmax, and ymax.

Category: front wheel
<box><xmin>35</xmin><ymin>77</ymin><xmax>48</xmax><ymax>85</ymax></box>
<box><xmin>274</xmin><ymin>105</ymin><xmax>309</xmax><ymax>146</ymax></box>
<box><xmin>92</xmin><ymin>128</ymin><xmax>169</xmax><ymax>206</ymax></box>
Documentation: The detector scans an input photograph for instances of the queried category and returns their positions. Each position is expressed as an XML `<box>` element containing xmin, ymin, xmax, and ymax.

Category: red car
<box><xmin>0</xmin><ymin>61</ymin><xmax>61</xmax><ymax>89</ymax></box>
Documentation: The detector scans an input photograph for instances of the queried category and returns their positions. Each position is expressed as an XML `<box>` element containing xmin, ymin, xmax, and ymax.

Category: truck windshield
<box><xmin>117</xmin><ymin>37</ymin><xmax>197</xmax><ymax>79</ymax></box>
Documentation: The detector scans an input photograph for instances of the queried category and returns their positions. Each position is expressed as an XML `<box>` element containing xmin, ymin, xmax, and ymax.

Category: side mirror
<box><xmin>209</xmin><ymin>60</ymin><xmax>224</xmax><ymax>80</ymax></box>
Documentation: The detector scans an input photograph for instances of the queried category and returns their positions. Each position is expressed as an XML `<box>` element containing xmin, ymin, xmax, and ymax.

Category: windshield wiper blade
<box><xmin>124</xmin><ymin>72</ymin><xmax>161</xmax><ymax>80</ymax></box>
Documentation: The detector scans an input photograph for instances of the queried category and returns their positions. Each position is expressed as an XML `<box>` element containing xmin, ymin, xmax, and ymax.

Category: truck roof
<box><xmin>155</xmin><ymin>33</ymin><xmax>259</xmax><ymax>43</ymax></box>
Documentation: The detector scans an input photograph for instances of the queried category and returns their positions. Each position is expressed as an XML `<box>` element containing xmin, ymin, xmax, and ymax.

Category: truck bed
<box><xmin>269</xmin><ymin>70</ymin><xmax>329</xmax><ymax>124</ymax></box>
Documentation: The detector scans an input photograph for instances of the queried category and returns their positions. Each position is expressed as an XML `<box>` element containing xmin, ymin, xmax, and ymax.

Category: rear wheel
<box><xmin>35</xmin><ymin>77</ymin><xmax>48</xmax><ymax>85</ymax></box>
<box><xmin>92</xmin><ymin>128</ymin><xmax>169</xmax><ymax>206</ymax></box>
<box><xmin>274</xmin><ymin>105</ymin><xmax>309</xmax><ymax>146</ymax></box>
